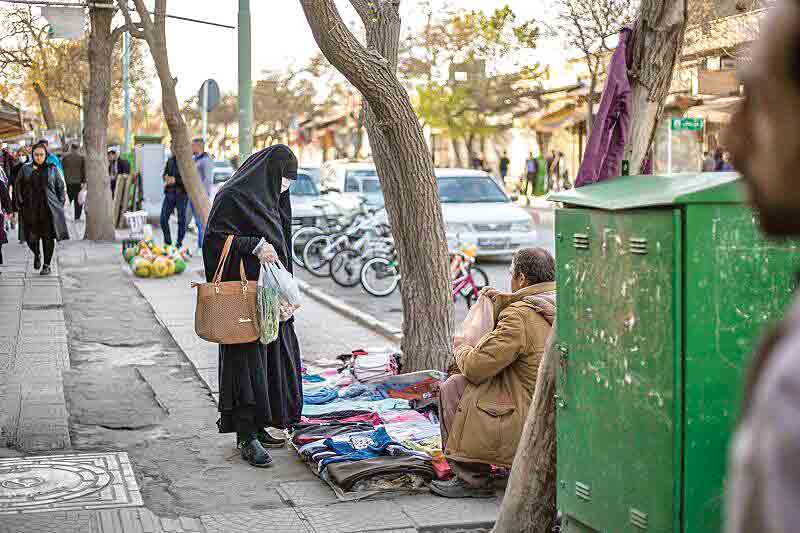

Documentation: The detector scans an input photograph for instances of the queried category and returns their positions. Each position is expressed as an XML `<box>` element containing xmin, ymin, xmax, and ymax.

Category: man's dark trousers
<box><xmin>66</xmin><ymin>183</ymin><xmax>83</xmax><ymax>220</ymax></box>
<box><xmin>161</xmin><ymin>189</ymin><xmax>188</xmax><ymax>247</ymax></box>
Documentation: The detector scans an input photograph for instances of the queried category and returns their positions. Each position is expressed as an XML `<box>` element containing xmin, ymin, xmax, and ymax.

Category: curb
<box><xmin>296</xmin><ymin>279</ymin><xmax>403</xmax><ymax>344</ymax></box>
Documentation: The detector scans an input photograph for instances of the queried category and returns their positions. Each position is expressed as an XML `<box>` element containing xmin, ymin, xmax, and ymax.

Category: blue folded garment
<box><xmin>303</xmin><ymin>387</ymin><xmax>339</xmax><ymax>405</ymax></box>
<box><xmin>303</xmin><ymin>374</ymin><xmax>326</xmax><ymax>383</ymax></box>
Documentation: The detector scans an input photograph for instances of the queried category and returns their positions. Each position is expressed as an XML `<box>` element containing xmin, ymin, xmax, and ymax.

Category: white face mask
<box><xmin>280</xmin><ymin>177</ymin><xmax>291</xmax><ymax>193</ymax></box>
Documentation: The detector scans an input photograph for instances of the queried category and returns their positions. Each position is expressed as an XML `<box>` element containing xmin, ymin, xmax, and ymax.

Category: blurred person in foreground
<box><xmin>725</xmin><ymin>1</ymin><xmax>800</xmax><ymax>531</ymax></box>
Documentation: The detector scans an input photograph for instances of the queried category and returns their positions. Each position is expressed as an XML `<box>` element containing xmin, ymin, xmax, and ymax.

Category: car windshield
<box><xmin>346</xmin><ymin>169</ymin><xmax>377</xmax><ymax>179</ymax></box>
<box><xmin>437</xmin><ymin>176</ymin><xmax>509</xmax><ymax>203</ymax></box>
<box><xmin>290</xmin><ymin>174</ymin><xmax>319</xmax><ymax>196</ymax></box>
<box><xmin>361</xmin><ymin>179</ymin><xmax>382</xmax><ymax>194</ymax></box>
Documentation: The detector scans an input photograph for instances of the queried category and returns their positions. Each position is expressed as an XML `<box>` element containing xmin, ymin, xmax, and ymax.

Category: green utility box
<box><xmin>549</xmin><ymin>173</ymin><xmax>798</xmax><ymax>533</ymax></box>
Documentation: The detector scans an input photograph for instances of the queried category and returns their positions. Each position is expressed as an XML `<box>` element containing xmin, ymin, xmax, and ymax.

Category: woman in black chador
<box><xmin>203</xmin><ymin>145</ymin><xmax>303</xmax><ymax>468</ymax></box>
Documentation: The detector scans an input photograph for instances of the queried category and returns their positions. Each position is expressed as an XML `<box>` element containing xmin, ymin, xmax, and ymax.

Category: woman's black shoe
<box><xmin>257</xmin><ymin>429</ymin><xmax>286</xmax><ymax>448</ymax></box>
<box><xmin>238</xmin><ymin>432</ymin><xmax>273</xmax><ymax>468</ymax></box>
<box><xmin>33</xmin><ymin>254</ymin><xmax>41</xmax><ymax>270</ymax></box>
<box><xmin>40</xmin><ymin>265</ymin><xmax>51</xmax><ymax>276</ymax></box>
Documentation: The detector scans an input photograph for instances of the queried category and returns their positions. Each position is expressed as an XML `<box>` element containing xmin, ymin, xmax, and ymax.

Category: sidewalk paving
<box><xmin>0</xmin><ymin>230</ymin><xmax>502</xmax><ymax>532</ymax></box>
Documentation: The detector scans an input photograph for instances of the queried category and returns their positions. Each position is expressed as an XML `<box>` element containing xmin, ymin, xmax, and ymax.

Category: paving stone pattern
<box><xmin>0</xmin><ymin>243</ymin><xmax>70</xmax><ymax>452</ymax></box>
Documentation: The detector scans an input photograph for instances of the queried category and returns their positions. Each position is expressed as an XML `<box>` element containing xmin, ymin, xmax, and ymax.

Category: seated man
<box><xmin>431</xmin><ymin>247</ymin><xmax>556</xmax><ymax>498</ymax></box>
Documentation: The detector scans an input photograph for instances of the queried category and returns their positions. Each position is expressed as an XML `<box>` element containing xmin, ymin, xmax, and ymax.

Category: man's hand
<box><xmin>479</xmin><ymin>287</ymin><xmax>500</xmax><ymax>301</ymax></box>
<box><xmin>453</xmin><ymin>334</ymin><xmax>467</xmax><ymax>350</ymax></box>
<box><xmin>164</xmin><ymin>175</ymin><xmax>176</xmax><ymax>186</ymax></box>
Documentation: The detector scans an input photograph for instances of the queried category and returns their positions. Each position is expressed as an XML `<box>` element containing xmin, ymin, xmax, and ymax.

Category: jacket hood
<box><xmin>492</xmin><ymin>282</ymin><xmax>556</xmax><ymax>321</ymax></box>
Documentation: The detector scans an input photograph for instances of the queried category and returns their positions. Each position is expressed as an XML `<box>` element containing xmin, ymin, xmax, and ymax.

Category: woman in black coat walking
<box><xmin>202</xmin><ymin>145</ymin><xmax>303</xmax><ymax>468</ymax></box>
<box><xmin>0</xmin><ymin>168</ymin><xmax>11</xmax><ymax>267</ymax></box>
<box><xmin>16</xmin><ymin>142</ymin><xmax>69</xmax><ymax>275</ymax></box>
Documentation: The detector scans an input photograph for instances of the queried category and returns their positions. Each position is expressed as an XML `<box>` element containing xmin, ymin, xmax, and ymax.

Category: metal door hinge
<box><xmin>629</xmin><ymin>237</ymin><xmax>648</xmax><ymax>255</ymax></box>
<box><xmin>573</xmin><ymin>233</ymin><xmax>590</xmax><ymax>250</ymax></box>
<box><xmin>630</xmin><ymin>508</ymin><xmax>648</xmax><ymax>529</ymax></box>
<box><xmin>575</xmin><ymin>482</ymin><xmax>591</xmax><ymax>501</ymax></box>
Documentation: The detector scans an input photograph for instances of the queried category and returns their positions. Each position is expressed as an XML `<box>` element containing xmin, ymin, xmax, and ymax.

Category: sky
<box><xmin>148</xmin><ymin>0</ymin><xmax>564</xmax><ymax>103</ymax></box>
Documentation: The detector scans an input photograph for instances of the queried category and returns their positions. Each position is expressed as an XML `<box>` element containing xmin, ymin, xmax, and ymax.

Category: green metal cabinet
<box><xmin>549</xmin><ymin>173</ymin><xmax>799</xmax><ymax>533</ymax></box>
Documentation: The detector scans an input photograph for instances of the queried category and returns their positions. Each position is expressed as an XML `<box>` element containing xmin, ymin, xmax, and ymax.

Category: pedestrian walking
<box><xmin>61</xmin><ymin>143</ymin><xmax>86</xmax><ymax>221</ymax></box>
<box><xmin>702</xmin><ymin>151</ymin><xmax>716</xmax><ymax>172</ymax></box>
<box><xmin>160</xmin><ymin>153</ymin><xmax>188</xmax><ymax>248</ymax></box>
<box><xmin>202</xmin><ymin>144</ymin><xmax>302</xmax><ymax>468</ymax></box>
<box><xmin>0</xmin><ymin>168</ymin><xmax>11</xmax><ymax>268</ymax></box>
<box><xmin>713</xmin><ymin>148</ymin><xmax>724</xmax><ymax>171</ymax></box>
<box><xmin>36</xmin><ymin>138</ymin><xmax>63</xmax><ymax>175</ymax></box>
<box><xmin>107</xmin><ymin>148</ymin><xmax>130</xmax><ymax>197</ymax></box>
<box><xmin>190</xmin><ymin>137</ymin><xmax>213</xmax><ymax>249</ymax></box>
<box><xmin>724</xmin><ymin>3</ymin><xmax>800</xmax><ymax>530</ymax></box>
<box><xmin>11</xmin><ymin>146</ymin><xmax>28</xmax><ymax>242</ymax></box>
<box><xmin>15</xmin><ymin>142</ymin><xmax>69</xmax><ymax>275</ymax></box>
<box><xmin>523</xmin><ymin>153</ymin><xmax>537</xmax><ymax>198</ymax></box>
<box><xmin>499</xmin><ymin>151</ymin><xmax>510</xmax><ymax>181</ymax></box>
<box><xmin>719</xmin><ymin>151</ymin><xmax>735</xmax><ymax>172</ymax></box>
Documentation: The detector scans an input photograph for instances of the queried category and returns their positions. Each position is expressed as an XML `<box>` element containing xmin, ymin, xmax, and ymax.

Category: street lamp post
<box><xmin>238</xmin><ymin>0</ymin><xmax>253</xmax><ymax>162</ymax></box>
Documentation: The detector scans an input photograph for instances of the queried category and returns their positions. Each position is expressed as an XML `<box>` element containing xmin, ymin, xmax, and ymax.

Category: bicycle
<box><xmin>302</xmin><ymin>207</ymin><xmax>388</xmax><ymax>277</ymax></box>
<box><xmin>329</xmin><ymin>232</ymin><xmax>393</xmax><ymax>287</ymax></box>
<box><xmin>360</xmin><ymin>245</ymin><xmax>489</xmax><ymax>306</ymax></box>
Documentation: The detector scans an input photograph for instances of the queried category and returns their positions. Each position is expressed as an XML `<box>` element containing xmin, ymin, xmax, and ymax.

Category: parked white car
<box><xmin>437</xmin><ymin>169</ymin><xmax>536</xmax><ymax>257</ymax></box>
<box><xmin>319</xmin><ymin>161</ymin><xmax>384</xmax><ymax>208</ymax></box>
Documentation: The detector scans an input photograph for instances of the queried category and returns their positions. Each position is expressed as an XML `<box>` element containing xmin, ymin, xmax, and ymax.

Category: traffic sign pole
<box><xmin>238</xmin><ymin>0</ymin><xmax>253</xmax><ymax>162</ymax></box>
<box><xmin>667</xmin><ymin>118</ymin><xmax>672</xmax><ymax>174</ymax></box>
<box><xmin>202</xmin><ymin>82</ymin><xmax>208</xmax><ymax>143</ymax></box>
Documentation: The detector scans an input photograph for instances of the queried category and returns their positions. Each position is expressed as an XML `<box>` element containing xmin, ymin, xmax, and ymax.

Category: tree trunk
<box><xmin>466</xmin><ymin>134</ymin><xmax>476</xmax><ymax>167</ymax></box>
<box><xmin>300</xmin><ymin>0</ymin><xmax>454</xmax><ymax>372</ymax></box>
<box><xmin>32</xmin><ymin>82</ymin><xmax>56</xmax><ymax>130</ymax></box>
<box><xmin>450</xmin><ymin>136</ymin><xmax>462</xmax><ymax>168</ymax></box>
<box><xmin>493</xmin><ymin>321</ymin><xmax>559</xmax><ymax>533</ymax></box>
<box><xmin>623</xmin><ymin>0</ymin><xmax>688</xmax><ymax>173</ymax></box>
<box><xmin>124</xmin><ymin>0</ymin><xmax>209</xmax><ymax>226</ymax></box>
<box><xmin>83</xmin><ymin>7</ymin><xmax>117</xmax><ymax>241</ymax></box>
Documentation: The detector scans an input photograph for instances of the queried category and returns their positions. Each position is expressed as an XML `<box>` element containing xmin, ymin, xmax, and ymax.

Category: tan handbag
<box><xmin>192</xmin><ymin>235</ymin><xmax>259</xmax><ymax>344</ymax></box>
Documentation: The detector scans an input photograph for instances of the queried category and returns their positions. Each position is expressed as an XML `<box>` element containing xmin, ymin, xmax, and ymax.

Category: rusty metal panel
<box><xmin>683</xmin><ymin>204</ymin><xmax>799</xmax><ymax>533</ymax></box>
<box><xmin>556</xmin><ymin>207</ymin><xmax>679</xmax><ymax>533</ymax></box>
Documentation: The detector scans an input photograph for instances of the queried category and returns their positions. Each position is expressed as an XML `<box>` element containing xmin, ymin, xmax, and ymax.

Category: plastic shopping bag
<box><xmin>460</xmin><ymin>294</ymin><xmax>495</xmax><ymax>347</ymax></box>
<box><xmin>260</xmin><ymin>262</ymin><xmax>302</xmax><ymax>307</ymax></box>
<box><xmin>257</xmin><ymin>266</ymin><xmax>281</xmax><ymax>345</ymax></box>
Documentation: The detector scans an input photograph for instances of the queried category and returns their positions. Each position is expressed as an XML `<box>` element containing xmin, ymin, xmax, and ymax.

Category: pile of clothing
<box><xmin>292</xmin><ymin>348</ymin><xmax>450</xmax><ymax>497</ymax></box>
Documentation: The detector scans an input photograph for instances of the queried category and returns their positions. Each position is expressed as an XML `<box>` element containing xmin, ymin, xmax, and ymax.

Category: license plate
<box><xmin>478</xmin><ymin>238</ymin><xmax>510</xmax><ymax>250</ymax></box>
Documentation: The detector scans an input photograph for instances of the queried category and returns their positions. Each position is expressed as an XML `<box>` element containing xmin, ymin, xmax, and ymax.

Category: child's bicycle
<box><xmin>360</xmin><ymin>244</ymin><xmax>488</xmax><ymax>307</ymax></box>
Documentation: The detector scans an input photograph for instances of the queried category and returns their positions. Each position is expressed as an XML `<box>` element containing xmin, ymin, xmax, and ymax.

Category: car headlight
<box><xmin>511</xmin><ymin>221</ymin><xmax>532</xmax><ymax>232</ymax></box>
<box><xmin>446</xmin><ymin>223</ymin><xmax>471</xmax><ymax>235</ymax></box>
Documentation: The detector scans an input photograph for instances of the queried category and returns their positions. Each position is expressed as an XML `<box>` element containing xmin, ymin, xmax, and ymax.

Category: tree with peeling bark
<box><xmin>494</xmin><ymin>2</ymin><xmax>687</xmax><ymax>532</ymax></box>
<box><xmin>117</xmin><ymin>0</ymin><xmax>209</xmax><ymax>227</ymax></box>
<box><xmin>300</xmin><ymin>0</ymin><xmax>454</xmax><ymax>372</ymax></box>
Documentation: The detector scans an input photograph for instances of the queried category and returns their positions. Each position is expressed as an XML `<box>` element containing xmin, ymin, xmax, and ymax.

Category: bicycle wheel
<box><xmin>303</xmin><ymin>234</ymin><xmax>335</xmax><ymax>277</ymax></box>
<box><xmin>361</xmin><ymin>257</ymin><xmax>399</xmax><ymax>297</ymax></box>
<box><xmin>330</xmin><ymin>249</ymin><xmax>367</xmax><ymax>288</ymax></box>
<box><xmin>291</xmin><ymin>226</ymin><xmax>323</xmax><ymax>268</ymax></box>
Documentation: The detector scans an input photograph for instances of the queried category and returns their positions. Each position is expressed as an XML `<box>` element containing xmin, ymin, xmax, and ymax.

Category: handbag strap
<box><xmin>212</xmin><ymin>235</ymin><xmax>234</xmax><ymax>284</ymax></box>
<box><xmin>212</xmin><ymin>235</ymin><xmax>251</xmax><ymax>286</ymax></box>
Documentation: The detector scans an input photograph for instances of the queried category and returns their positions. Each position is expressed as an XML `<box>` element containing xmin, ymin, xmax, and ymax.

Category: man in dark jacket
<box><xmin>61</xmin><ymin>143</ymin><xmax>86</xmax><ymax>220</ymax></box>
<box><xmin>160</xmin><ymin>154</ymin><xmax>188</xmax><ymax>248</ymax></box>
<box><xmin>108</xmin><ymin>148</ymin><xmax>130</xmax><ymax>196</ymax></box>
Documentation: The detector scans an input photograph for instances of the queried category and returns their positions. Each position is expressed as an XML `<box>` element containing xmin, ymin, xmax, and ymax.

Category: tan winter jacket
<box><xmin>445</xmin><ymin>282</ymin><xmax>556</xmax><ymax>467</ymax></box>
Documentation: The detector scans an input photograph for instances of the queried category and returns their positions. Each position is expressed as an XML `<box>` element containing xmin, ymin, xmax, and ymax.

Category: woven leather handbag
<box><xmin>192</xmin><ymin>235</ymin><xmax>259</xmax><ymax>344</ymax></box>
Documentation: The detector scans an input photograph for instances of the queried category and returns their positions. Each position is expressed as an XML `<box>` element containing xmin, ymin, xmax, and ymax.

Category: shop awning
<box><xmin>0</xmin><ymin>99</ymin><xmax>25</xmax><ymax>140</ymax></box>
<box><xmin>533</xmin><ymin>104</ymin><xmax>587</xmax><ymax>133</ymax></box>
<box><xmin>684</xmin><ymin>96</ymin><xmax>742</xmax><ymax>124</ymax></box>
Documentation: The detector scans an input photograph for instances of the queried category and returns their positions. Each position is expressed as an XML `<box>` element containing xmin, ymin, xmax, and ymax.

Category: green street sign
<box><xmin>671</xmin><ymin>117</ymin><xmax>704</xmax><ymax>131</ymax></box>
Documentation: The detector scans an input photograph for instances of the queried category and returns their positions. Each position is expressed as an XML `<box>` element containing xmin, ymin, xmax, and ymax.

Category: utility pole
<box><xmin>238</xmin><ymin>0</ymin><xmax>253</xmax><ymax>161</ymax></box>
<box><xmin>202</xmin><ymin>82</ymin><xmax>208</xmax><ymax>144</ymax></box>
<box><xmin>122</xmin><ymin>30</ymin><xmax>131</xmax><ymax>154</ymax></box>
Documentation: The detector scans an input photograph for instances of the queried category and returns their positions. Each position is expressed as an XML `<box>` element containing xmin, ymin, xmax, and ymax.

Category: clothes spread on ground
<box><xmin>291</xmin><ymin>354</ymin><xmax>452</xmax><ymax>496</ymax></box>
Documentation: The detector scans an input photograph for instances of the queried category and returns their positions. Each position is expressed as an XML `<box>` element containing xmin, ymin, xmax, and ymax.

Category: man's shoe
<box><xmin>430</xmin><ymin>477</ymin><xmax>494</xmax><ymax>499</ymax></box>
<box><xmin>40</xmin><ymin>265</ymin><xmax>51</xmax><ymax>276</ymax></box>
<box><xmin>239</xmin><ymin>433</ymin><xmax>273</xmax><ymax>468</ymax></box>
<box><xmin>33</xmin><ymin>254</ymin><xmax>41</xmax><ymax>270</ymax></box>
<box><xmin>257</xmin><ymin>428</ymin><xmax>287</xmax><ymax>449</ymax></box>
